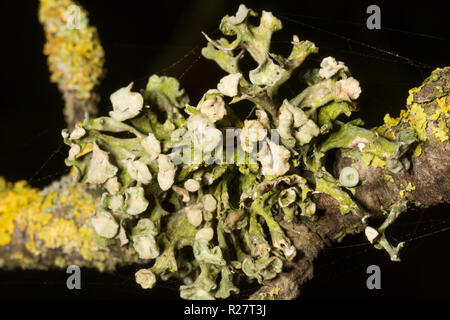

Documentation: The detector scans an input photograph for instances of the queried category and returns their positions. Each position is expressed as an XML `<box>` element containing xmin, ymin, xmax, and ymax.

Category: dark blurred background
<box><xmin>0</xmin><ymin>0</ymin><xmax>449</xmax><ymax>300</ymax></box>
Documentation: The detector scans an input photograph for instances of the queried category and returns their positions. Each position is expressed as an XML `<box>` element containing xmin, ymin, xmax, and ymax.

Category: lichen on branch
<box><xmin>0</xmin><ymin>176</ymin><xmax>139</xmax><ymax>271</ymax></box>
<box><xmin>39</xmin><ymin>0</ymin><xmax>105</xmax><ymax>127</ymax></box>
<box><xmin>57</xmin><ymin>4</ymin><xmax>405</xmax><ymax>299</ymax></box>
<box><xmin>2</xmin><ymin>3</ymin><xmax>448</xmax><ymax>301</ymax></box>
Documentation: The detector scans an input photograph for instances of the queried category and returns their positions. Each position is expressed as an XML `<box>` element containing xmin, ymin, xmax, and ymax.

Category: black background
<box><xmin>0</xmin><ymin>0</ymin><xmax>449</xmax><ymax>300</ymax></box>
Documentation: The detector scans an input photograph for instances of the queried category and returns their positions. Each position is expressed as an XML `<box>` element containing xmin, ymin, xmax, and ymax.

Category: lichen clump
<box><xmin>62</xmin><ymin>5</ymin><xmax>425</xmax><ymax>299</ymax></box>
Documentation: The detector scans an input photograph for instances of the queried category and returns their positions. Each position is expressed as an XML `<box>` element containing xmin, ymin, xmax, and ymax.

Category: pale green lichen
<box><xmin>365</xmin><ymin>199</ymin><xmax>408</xmax><ymax>261</ymax></box>
<box><xmin>61</xmin><ymin>4</ymin><xmax>435</xmax><ymax>299</ymax></box>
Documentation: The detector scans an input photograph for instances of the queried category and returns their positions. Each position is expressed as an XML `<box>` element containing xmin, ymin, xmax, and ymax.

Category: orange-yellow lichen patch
<box><xmin>432</xmin><ymin>119</ymin><xmax>449</xmax><ymax>142</ymax></box>
<box><xmin>42</xmin><ymin>192</ymin><xmax>58</xmax><ymax>211</ymax></box>
<box><xmin>408</xmin><ymin>103</ymin><xmax>428</xmax><ymax>141</ymax></box>
<box><xmin>399</xmin><ymin>182</ymin><xmax>416</xmax><ymax>197</ymax></box>
<box><xmin>360</xmin><ymin>153</ymin><xmax>386</xmax><ymax>168</ymax></box>
<box><xmin>0</xmin><ymin>176</ymin><xmax>105</xmax><ymax>264</ymax></box>
<box><xmin>383</xmin><ymin>113</ymin><xmax>402</xmax><ymax>128</ymax></box>
<box><xmin>430</xmin><ymin>97</ymin><xmax>449</xmax><ymax>121</ymax></box>
<box><xmin>437</xmin><ymin>96</ymin><xmax>450</xmax><ymax>113</ymax></box>
<box><xmin>58</xmin><ymin>183</ymin><xmax>96</xmax><ymax>219</ymax></box>
<box><xmin>37</xmin><ymin>218</ymin><xmax>104</xmax><ymax>261</ymax></box>
<box><xmin>377</xmin><ymin>68</ymin><xmax>449</xmax><ymax>145</ymax></box>
<box><xmin>0</xmin><ymin>178</ymin><xmax>41</xmax><ymax>246</ymax></box>
<box><xmin>377</xmin><ymin>110</ymin><xmax>409</xmax><ymax>140</ymax></box>
<box><xmin>378</xmin><ymin>102</ymin><xmax>428</xmax><ymax>143</ymax></box>
<box><xmin>39</xmin><ymin>0</ymin><xmax>104</xmax><ymax>100</ymax></box>
<box><xmin>430</xmin><ymin>97</ymin><xmax>449</xmax><ymax>142</ymax></box>
<box><xmin>413</xmin><ymin>143</ymin><xmax>423</xmax><ymax>157</ymax></box>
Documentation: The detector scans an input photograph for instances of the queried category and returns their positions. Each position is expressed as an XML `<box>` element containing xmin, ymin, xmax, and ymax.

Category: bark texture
<box><xmin>63</xmin><ymin>89</ymin><xmax>100</xmax><ymax>130</ymax></box>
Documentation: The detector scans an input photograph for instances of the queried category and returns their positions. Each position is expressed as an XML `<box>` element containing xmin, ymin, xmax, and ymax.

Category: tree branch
<box><xmin>249</xmin><ymin>67</ymin><xmax>450</xmax><ymax>299</ymax></box>
<box><xmin>1</xmin><ymin>68</ymin><xmax>448</xmax><ymax>299</ymax></box>
<box><xmin>0</xmin><ymin>176</ymin><xmax>140</xmax><ymax>272</ymax></box>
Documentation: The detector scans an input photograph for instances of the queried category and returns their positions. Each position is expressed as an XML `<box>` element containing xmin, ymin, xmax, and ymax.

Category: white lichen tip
<box><xmin>339</xmin><ymin>166</ymin><xmax>360</xmax><ymax>187</ymax></box>
<box><xmin>186</xmin><ymin>207</ymin><xmax>203</xmax><ymax>227</ymax></box>
<box><xmin>124</xmin><ymin>159</ymin><xmax>152</xmax><ymax>184</ymax></box>
<box><xmin>141</xmin><ymin>133</ymin><xmax>161</xmax><ymax>162</ymax></box>
<box><xmin>255</xmin><ymin>109</ymin><xmax>270</xmax><ymax>127</ymax></box>
<box><xmin>217</xmin><ymin>73</ymin><xmax>242</xmax><ymax>97</ymax></box>
<box><xmin>249</xmin><ymin>57</ymin><xmax>283</xmax><ymax>87</ymax></box>
<box><xmin>195</xmin><ymin>227</ymin><xmax>214</xmax><ymax>241</ymax></box>
<box><xmin>336</xmin><ymin>77</ymin><xmax>361</xmax><ymax>101</ymax></box>
<box><xmin>227</xmin><ymin>4</ymin><xmax>250</xmax><ymax>25</ymax></box>
<box><xmin>198</xmin><ymin>95</ymin><xmax>227</xmax><ymax>123</ymax></box>
<box><xmin>318</xmin><ymin>56</ymin><xmax>349</xmax><ymax>79</ymax></box>
<box><xmin>365</xmin><ymin>226</ymin><xmax>379</xmax><ymax>243</ymax></box>
<box><xmin>204</xmin><ymin>173</ymin><xmax>214</xmax><ymax>185</ymax></box>
<box><xmin>68</xmin><ymin>144</ymin><xmax>81</xmax><ymax>161</ymax></box>
<box><xmin>277</xmin><ymin>102</ymin><xmax>294</xmax><ymax>140</ymax></box>
<box><xmin>109</xmin><ymin>82</ymin><xmax>144</xmax><ymax>121</ymax></box>
<box><xmin>202</xmin><ymin>194</ymin><xmax>217</xmax><ymax>212</ymax></box>
<box><xmin>118</xmin><ymin>224</ymin><xmax>129</xmax><ymax>246</ymax></box>
<box><xmin>240</xmin><ymin>120</ymin><xmax>267</xmax><ymax>153</ymax></box>
<box><xmin>91</xmin><ymin>210</ymin><xmax>119</xmax><ymax>239</ymax></box>
<box><xmin>172</xmin><ymin>186</ymin><xmax>190</xmax><ymax>202</ymax></box>
<box><xmin>277</xmin><ymin>99</ymin><xmax>314</xmax><ymax>144</ymax></box>
<box><xmin>157</xmin><ymin>154</ymin><xmax>176</xmax><ymax>191</ymax></box>
<box><xmin>135</xmin><ymin>269</ymin><xmax>156</xmax><ymax>289</ymax></box>
<box><xmin>187</xmin><ymin>113</ymin><xmax>209</xmax><ymax>133</ymax></box>
<box><xmin>61</xmin><ymin>129</ymin><xmax>69</xmax><ymax>139</ymax></box>
<box><xmin>69</xmin><ymin>124</ymin><xmax>86</xmax><ymax>140</ymax></box>
<box><xmin>257</xmin><ymin>140</ymin><xmax>291</xmax><ymax>177</ymax></box>
<box><xmin>133</xmin><ymin>234</ymin><xmax>159</xmax><ymax>259</ymax></box>
<box><xmin>105</xmin><ymin>176</ymin><xmax>120</xmax><ymax>195</ymax></box>
<box><xmin>124</xmin><ymin>186</ymin><xmax>149</xmax><ymax>215</ymax></box>
<box><xmin>283</xmin><ymin>245</ymin><xmax>296</xmax><ymax>259</ymax></box>
<box><xmin>109</xmin><ymin>194</ymin><xmax>124</xmax><ymax>212</ymax></box>
<box><xmin>295</xmin><ymin>120</ymin><xmax>320</xmax><ymax>146</ymax></box>
<box><xmin>357</xmin><ymin>142</ymin><xmax>366</xmax><ymax>152</ymax></box>
<box><xmin>285</xmin><ymin>100</ymin><xmax>308</xmax><ymax>128</ymax></box>
<box><xmin>187</xmin><ymin>114</ymin><xmax>222</xmax><ymax>153</ymax></box>
<box><xmin>184</xmin><ymin>179</ymin><xmax>200</xmax><ymax>192</ymax></box>
<box><xmin>85</xmin><ymin>143</ymin><xmax>118</xmax><ymax>184</ymax></box>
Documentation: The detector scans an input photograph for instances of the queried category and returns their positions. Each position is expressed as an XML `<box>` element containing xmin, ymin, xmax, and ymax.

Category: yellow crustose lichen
<box><xmin>377</xmin><ymin>69</ymin><xmax>449</xmax><ymax>156</ymax></box>
<box><xmin>39</xmin><ymin>0</ymin><xmax>104</xmax><ymax>100</ymax></box>
<box><xmin>431</xmin><ymin>97</ymin><xmax>450</xmax><ymax>142</ymax></box>
<box><xmin>0</xmin><ymin>178</ymin><xmax>42</xmax><ymax>246</ymax></box>
<box><xmin>399</xmin><ymin>182</ymin><xmax>416</xmax><ymax>197</ymax></box>
<box><xmin>0</xmin><ymin>177</ymin><xmax>105</xmax><ymax>264</ymax></box>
